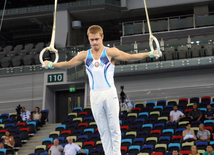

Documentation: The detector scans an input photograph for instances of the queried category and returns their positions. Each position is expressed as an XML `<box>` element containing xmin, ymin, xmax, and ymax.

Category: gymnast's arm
<box><xmin>107</xmin><ymin>47</ymin><xmax>157</xmax><ymax>61</ymax></box>
<box><xmin>43</xmin><ymin>51</ymin><xmax>87</xmax><ymax>68</ymax></box>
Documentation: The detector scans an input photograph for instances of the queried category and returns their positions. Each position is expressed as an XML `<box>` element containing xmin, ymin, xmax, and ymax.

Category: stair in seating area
<box><xmin>17</xmin><ymin>123</ymin><xmax>60</xmax><ymax>155</ymax></box>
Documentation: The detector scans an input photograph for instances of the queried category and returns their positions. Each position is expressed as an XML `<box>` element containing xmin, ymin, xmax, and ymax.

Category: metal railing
<box><xmin>122</xmin><ymin>12</ymin><xmax>214</xmax><ymax>36</ymax></box>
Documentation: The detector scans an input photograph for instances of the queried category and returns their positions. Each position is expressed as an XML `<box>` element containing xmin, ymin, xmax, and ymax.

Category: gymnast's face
<box><xmin>88</xmin><ymin>33</ymin><xmax>104</xmax><ymax>51</ymax></box>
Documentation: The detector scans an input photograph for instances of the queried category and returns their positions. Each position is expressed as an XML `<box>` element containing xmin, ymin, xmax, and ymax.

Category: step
<box><xmin>22</xmin><ymin>142</ymin><xmax>41</xmax><ymax>146</ymax></box>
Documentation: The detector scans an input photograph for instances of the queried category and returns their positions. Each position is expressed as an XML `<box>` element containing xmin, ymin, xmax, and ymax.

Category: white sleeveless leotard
<box><xmin>85</xmin><ymin>47</ymin><xmax>115</xmax><ymax>90</ymax></box>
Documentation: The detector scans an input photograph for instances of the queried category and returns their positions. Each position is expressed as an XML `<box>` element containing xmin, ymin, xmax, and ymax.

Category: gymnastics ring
<box><xmin>40</xmin><ymin>46</ymin><xmax>59</xmax><ymax>66</ymax></box>
<box><xmin>149</xmin><ymin>35</ymin><xmax>162</xmax><ymax>59</ymax></box>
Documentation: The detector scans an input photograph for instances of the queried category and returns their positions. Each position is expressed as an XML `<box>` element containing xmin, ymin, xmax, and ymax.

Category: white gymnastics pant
<box><xmin>90</xmin><ymin>86</ymin><xmax>121</xmax><ymax>155</ymax></box>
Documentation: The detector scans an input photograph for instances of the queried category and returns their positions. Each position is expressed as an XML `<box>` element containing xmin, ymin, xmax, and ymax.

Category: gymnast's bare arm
<box><xmin>106</xmin><ymin>47</ymin><xmax>158</xmax><ymax>61</ymax></box>
<box><xmin>43</xmin><ymin>51</ymin><xmax>87</xmax><ymax>68</ymax></box>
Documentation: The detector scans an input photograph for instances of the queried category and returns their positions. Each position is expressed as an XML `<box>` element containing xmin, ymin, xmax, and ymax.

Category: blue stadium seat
<box><xmin>134</xmin><ymin>118</ymin><xmax>145</xmax><ymax>126</ymax></box>
<box><xmin>119</xmin><ymin>114</ymin><xmax>127</xmax><ymax>120</ymax></box>
<box><xmin>73</xmin><ymin>107</ymin><xmax>83</xmax><ymax>112</ymax></box>
<box><xmin>164</xmin><ymin>105</ymin><xmax>174</xmax><ymax>111</ymax></box>
<box><xmin>55</xmin><ymin>137</ymin><xmax>65</xmax><ymax>144</ymax></box>
<box><xmin>137</xmin><ymin>131</ymin><xmax>149</xmax><ymax>139</ymax></box>
<box><xmin>175</xmin><ymin>128</ymin><xmax>185</xmax><ymax>135</ymax></box>
<box><xmin>0</xmin><ymin>148</ymin><xmax>7</xmax><ymax>155</ymax></box>
<box><xmin>146</xmin><ymin>118</ymin><xmax>157</xmax><ymax>125</ymax></box>
<box><xmin>0</xmin><ymin>119</ymin><xmax>2</xmax><ymax>124</ymax></box>
<box><xmin>157</xmin><ymin>100</ymin><xmax>166</xmax><ymax>107</ymax></box>
<box><xmin>56</xmin><ymin>125</ymin><xmax>66</xmax><ymax>132</ymax></box>
<box><xmin>210</xmin><ymin>102</ymin><xmax>214</xmax><ymax>107</ymax></box>
<box><xmin>190</xmin><ymin>97</ymin><xmax>199</xmax><ymax>104</ymax></box>
<box><xmin>77</xmin><ymin>149</ymin><xmax>89</xmax><ymax>155</ymax></box>
<box><xmin>77</xmin><ymin>135</ymin><xmax>88</xmax><ymax>142</ymax></box>
<box><xmin>121</xmin><ymin>139</ymin><xmax>132</xmax><ymax>147</ymax></box>
<box><xmin>162</xmin><ymin>129</ymin><xmax>174</xmax><ymax>137</ymax></box>
<box><xmin>3</xmin><ymin>118</ymin><xmax>12</xmax><ymax>123</ymax></box>
<box><xmin>133</xmin><ymin>138</ymin><xmax>145</xmax><ymax>146</ymax></box>
<box><xmin>168</xmin><ymin>143</ymin><xmax>180</xmax><ymax>151</ymax></box>
<box><xmin>121</xmin><ymin>132</ymin><xmax>125</xmax><ymax>138</ymax></box>
<box><xmin>5</xmin><ymin>123</ymin><xmax>15</xmax><ymax>127</ymax></box>
<box><xmin>61</xmin><ymin>143</ymin><xmax>67</xmax><ymax>147</ymax></box>
<box><xmin>198</xmin><ymin>108</ymin><xmax>207</xmax><ymax>112</ymax></box>
<box><xmin>119</xmin><ymin>120</ymin><xmax>122</xmax><ymax>125</ymax></box>
<box><xmin>1</xmin><ymin>114</ymin><xmax>9</xmax><ymax>117</ymax></box>
<box><xmin>153</xmin><ymin>106</ymin><xmax>163</xmax><ymax>110</ymax></box>
<box><xmin>89</xmin><ymin>134</ymin><xmax>100</xmax><ymax>142</ymax></box>
<box><xmin>56</xmin><ymin>125</ymin><xmax>66</xmax><ymax>129</ymax></box>
<box><xmin>210</xmin><ymin>141</ymin><xmax>214</xmax><ymax>145</ymax></box>
<box><xmin>42</xmin><ymin>138</ymin><xmax>53</xmax><ymax>143</ymax></box>
<box><xmin>142</xmin><ymin>124</ymin><xmax>153</xmax><ymax>131</ymax></box>
<box><xmin>159</xmin><ymin>136</ymin><xmax>171</xmax><ymax>145</ymax></box>
<box><xmin>154</xmin><ymin>123</ymin><xmax>165</xmax><ymax>130</ymax></box>
<box><xmin>84</xmin><ymin>128</ymin><xmax>94</xmax><ymax>134</ymax></box>
<box><xmin>90</xmin><ymin>148</ymin><xmax>102</xmax><ymax>154</ymax></box>
<box><xmin>128</xmin><ymin>145</ymin><xmax>141</xmax><ymax>154</ymax></box>
<box><xmin>29</xmin><ymin>153</ymin><xmax>39</xmax><ymax>155</ymax></box>
<box><xmin>142</xmin><ymin>145</ymin><xmax>154</xmax><ymax>154</ymax></box>
<box><xmin>72</xmin><ymin>130</ymin><xmax>83</xmax><ymax>137</ymax></box>
<box><xmin>146</xmin><ymin>101</ymin><xmax>156</xmax><ymax>108</ymax></box>
<box><xmin>123</xmin><ymin>119</ymin><xmax>133</xmax><ymax>126</ymax></box>
<box><xmin>40</xmin><ymin>152</ymin><xmax>48</xmax><ymax>155</ymax></box>
<box><xmin>165</xmin><ymin>152</ymin><xmax>172</xmax><ymax>155</ymax></box>
<box><xmin>191</xmin><ymin>121</ymin><xmax>202</xmax><ymax>127</ymax></box>
<box><xmin>83</xmin><ymin>117</ymin><xmax>93</xmax><ymax>122</ymax></box>
<box><xmin>67</xmin><ymin>124</ymin><xmax>77</xmax><ymax>130</ymax></box>
<box><xmin>138</xmin><ymin>112</ymin><xmax>149</xmax><ymax>118</ymax></box>
<box><xmin>161</xmin><ymin>111</ymin><xmax>170</xmax><ymax>117</ymax></box>
<box><xmin>196</xmin><ymin>141</ymin><xmax>208</xmax><ymax>150</ymax></box>
<box><xmin>27</xmin><ymin>121</ymin><xmax>37</xmax><ymax>128</ymax></box>
<box><xmin>204</xmin><ymin>120</ymin><xmax>214</xmax><ymax>124</ymax></box>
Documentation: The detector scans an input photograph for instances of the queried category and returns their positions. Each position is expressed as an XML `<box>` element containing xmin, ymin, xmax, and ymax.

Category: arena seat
<box><xmin>196</xmin><ymin>141</ymin><xmax>208</xmax><ymax>150</ymax></box>
<box><xmin>61</xmin><ymin>119</ymin><xmax>72</xmax><ymax>126</ymax></box>
<box><xmin>71</xmin><ymin>129</ymin><xmax>82</xmax><ymax>137</ymax></box>
<box><xmin>128</xmin><ymin>145</ymin><xmax>141</xmax><ymax>154</ymax></box>
<box><xmin>34</xmin><ymin>145</ymin><xmax>46</xmax><ymax>155</ymax></box>
<box><xmin>55</xmin><ymin>124</ymin><xmax>66</xmax><ymax>132</ymax></box>
<box><xmin>182</xmin><ymin>142</ymin><xmax>194</xmax><ymax>150</ymax></box>
<box><xmin>55</xmin><ymin>137</ymin><xmax>65</xmax><ymax>144</ymax></box>
<box><xmin>77</xmin><ymin>148</ymin><xmax>89</xmax><ymax>155</ymax></box>
<box><xmin>60</xmin><ymin>130</ymin><xmax>71</xmax><ymax>138</ymax></box>
<box><xmin>90</xmin><ymin>148</ymin><xmax>102</xmax><ymax>155</ymax></box>
<box><xmin>83</xmin><ymin>117</ymin><xmax>94</xmax><ymax>123</ymax></box>
<box><xmin>19</xmin><ymin>128</ymin><xmax>29</xmax><ymax>141</ymax></box>
<box><xmin>154</xmin><ymin>123</ymin><xmax>165</xmax><ymax>131</ymax></box>
<box><xmin>83</xmin><ymin>141</ymin><xmax>95</xmax><ymax>150</ymax></box>
<box><xmin>49</xmin><ymin>131</ymin><xmax>60</xmax><ymax>139</ymax></box>
<box><xmin>154</xmin><ymin>144</ymin><xmax>167</xmax><ymax>154</ymax></box>
<box><xmin>179</xmin><ymin>150</ymin><xmax>191</xmax><ymax>155</ymax></box>
<box><xmin>138</xmin><ymin>112</ymin><xmax>149</xmax><ymax>120</ymax></box>
<box><xmin>141</xmin><ymin>145</ymin><xmax>154</xmax><ymax>154</ymax></box>
<box><xmin>168</xmin><ymin>143</ymin><xmax>180</xmax><ymax>151</ymax></box>
<box><xmin>172</xmin><ymin>135</ymin><xmax>183</xmax><ymax>143</ymax></box>
<box><xmin>42</xmin><ymin>138</ymin><xmax>53</xmax><ymax>149</ymax></box>
<box><xmin>134</xmin><ymin>119</ymin><xmax>145</xmax><ymax>126</ymax></box>
<box><xmin>0</xmin><ymin>148</ymin><xmax>7</xmax><ymax>155</ymax></box>
<box><xmin>133</xmin><ymin>138</ymin><xmax>145</xmax><ymax>147</ymax></box>
<box><xmin>159</xmin><ymin>136</ymin><xmax>171</xmax><ymax>145</ymax></box>
<box><xmin>146</xmin><ymin>101</ymin><xmax>156</xmax><ymax>108</ymax></box>
<box><xmin>137</xmin><ymin>131</ymin><xmax>149</xmax><ymax>139</ymax></box>
<box><xmin>152</xmin><ymin>152</ymin><xmax>163</xmax><ymax>155</ymax></box>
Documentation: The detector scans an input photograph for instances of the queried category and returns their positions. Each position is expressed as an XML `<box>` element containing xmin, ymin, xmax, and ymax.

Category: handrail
<box><xmin>122</xmin><ymin>11</ymin><xmax>214</xmax><ymax>36</ymax></box>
